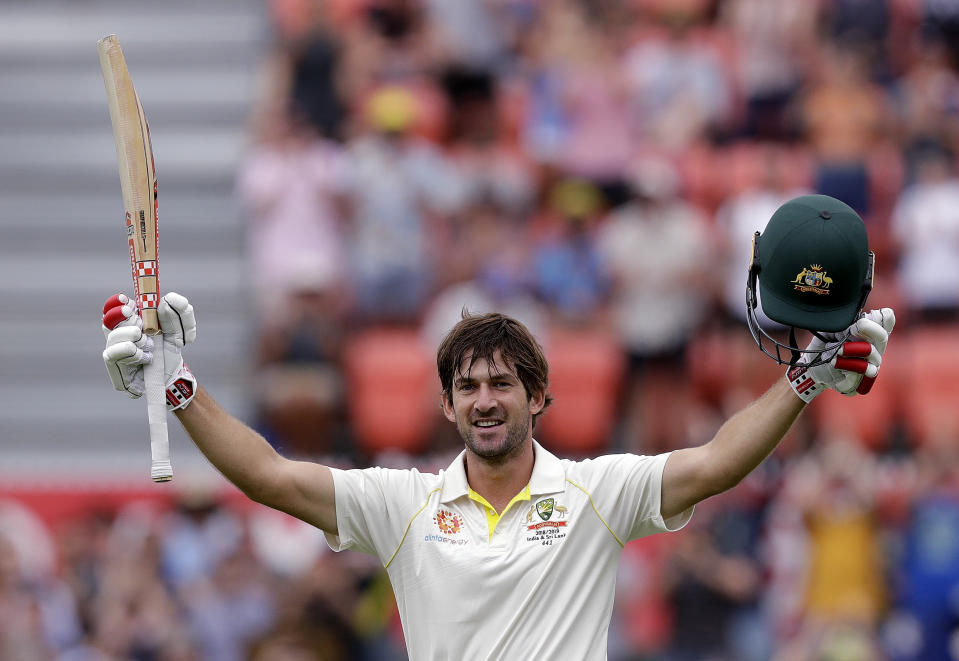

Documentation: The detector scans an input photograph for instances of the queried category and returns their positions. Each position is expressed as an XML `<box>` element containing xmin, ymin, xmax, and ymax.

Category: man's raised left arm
<box><xmin>660</xmin><ymin>308</ymin><xmax>895</xmax><ymax>520</ymax></box>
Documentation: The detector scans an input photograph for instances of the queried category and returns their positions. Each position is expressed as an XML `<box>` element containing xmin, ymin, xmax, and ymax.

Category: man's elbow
<box><xmin>236</xmin><ymin>456</ymin><xmax>289</xmax><ymax>509</ymax></box>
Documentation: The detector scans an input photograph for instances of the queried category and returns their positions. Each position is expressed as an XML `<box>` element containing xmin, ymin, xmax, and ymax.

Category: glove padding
<box><xmin>787</xmin><ymin>308</ymin><xmax>896</xmax><ymax>403</ymax></box>
<box><xmin>102</xmin><ymin>292</ymin><xmax>197</xmax><ymax>410</ymax></box>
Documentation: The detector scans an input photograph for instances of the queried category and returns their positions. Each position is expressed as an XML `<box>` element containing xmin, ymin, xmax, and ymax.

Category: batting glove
<box><xmin>787</xmin><ymin>307</ymin><xmax>896</xmax><ymax>403</ymax></box>
<box><xmin>102</xmin><ymin>292</ymin><xmax>198</xmax><ymax>410</ymax></box>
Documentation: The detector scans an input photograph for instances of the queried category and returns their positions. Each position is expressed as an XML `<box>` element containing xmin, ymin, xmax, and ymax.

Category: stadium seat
<box><xmin>343</xmin><ymin>328</ymin><xmax>437</xmax><ymax>455</ymax></box>
<box><xmin>901</xmin><ymin>325</ymin><xmax>959</xmax><ymax>445</ymax></box>
<box><xmin>687</xmin><ymin>327</ymin><xmax>784</xmax><ymax>406</ymax></box>
<box><xmin>537</xmin><ymin>328</ymin><xmax>626</xmax><ymax>455</ymax></box>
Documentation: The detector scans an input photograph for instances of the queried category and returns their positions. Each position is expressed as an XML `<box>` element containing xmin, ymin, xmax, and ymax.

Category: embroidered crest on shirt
<box><xmin>525</xmin><ymin>498</ymin><xmax>569</xmax><ymax>546</ymax></box>
<box><xmin>526</xmin><ymin>499</ymin><xmax>569</xmax><ymax>531</ymax></box>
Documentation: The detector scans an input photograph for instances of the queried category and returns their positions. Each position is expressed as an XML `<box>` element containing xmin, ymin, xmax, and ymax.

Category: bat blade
<box><xmin>98</xmin><ymin>34</ymin><xmax>171</xmax><ymax>482</ymax></box>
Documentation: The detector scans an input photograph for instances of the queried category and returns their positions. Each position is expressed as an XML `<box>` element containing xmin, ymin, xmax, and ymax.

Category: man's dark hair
<box><xmin>437</xmin><ymin>311</ymin><xmax>553</xmax><ymax>426</ymax></box>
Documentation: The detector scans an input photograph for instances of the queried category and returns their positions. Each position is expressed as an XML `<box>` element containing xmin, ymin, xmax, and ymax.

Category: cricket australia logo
<box><xmin>537</xmin><ymin>498</ymin><xmax>554</xmax><ymax>521</ymax></box>
<box><xmin>525</xmin><ymin>498</ymin><xmax>568</xmax><ymax>530</ymax></box>
<box><xmin>525</xmin><ymin>498</ymin><xmax>570</xmax><ymax>546</ymax></box>
<box><xmin>433</xmin><ymin>509</ymin><xmax>463</xmax><ymax>535</ymax></box>
<box><xmin>792</xmin><ymin>264</ymin><xmax>832</xmax><ymax>295</ymax></box>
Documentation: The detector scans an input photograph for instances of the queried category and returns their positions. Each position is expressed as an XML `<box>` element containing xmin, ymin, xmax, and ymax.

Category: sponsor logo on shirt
<box><xmin>433</xmin><ymin>509</ymin><xmax>463</xmax><ymax>535</ymax></box>
<box><xmin>425</xmin><ymin>509</ymin><xmax>468</xmax><ymax>546</ymax></box>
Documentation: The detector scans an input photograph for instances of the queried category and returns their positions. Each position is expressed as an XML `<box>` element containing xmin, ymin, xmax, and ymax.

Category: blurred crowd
<box><xmin>5</xmin><ymin>0</ymin><xmax>959</xmax><ymax>659</ymax></box>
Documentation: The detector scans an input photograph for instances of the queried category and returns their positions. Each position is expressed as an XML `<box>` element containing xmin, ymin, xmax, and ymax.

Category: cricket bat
<box><xmin>98</xmin><ymin>35</ymin><xmax>172</xmax><ymax>482</ymax></box>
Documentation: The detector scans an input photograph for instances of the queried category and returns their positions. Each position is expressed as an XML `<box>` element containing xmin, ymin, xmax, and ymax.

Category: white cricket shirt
<box><xmin>325</xmin><ymin>441</ymin><xmax>693</xmax><ymax>660</ymax></box>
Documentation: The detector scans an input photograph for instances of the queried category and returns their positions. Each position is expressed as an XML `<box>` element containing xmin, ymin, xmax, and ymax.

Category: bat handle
<box><xmin>144</xmin><ymin>330</ymin><xmax>172</xmax><ymax>482</ymax></box>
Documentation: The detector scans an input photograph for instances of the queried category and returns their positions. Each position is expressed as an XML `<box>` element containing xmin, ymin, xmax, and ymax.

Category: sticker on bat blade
<box><xmin>140</xmin><ymin>293</ymin><xmax>159</xmax><ymax>309</ymax></box>
<box><xmin>137</xmin><ymin>261</ymin><xmax>157</xmax><ymax>277</ymax></box>
<box><xmin>126</xmin><ymin>212</ymin><xmax>141</xmax><ymax>303</ymax></box>
<box><xmin>139</xmin><ymin>209</ymin><xmax>148</xmax><ymax>253</ymax></box>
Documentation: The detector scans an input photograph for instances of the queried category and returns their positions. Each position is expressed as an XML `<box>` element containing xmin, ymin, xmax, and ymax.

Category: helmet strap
<box><xmin>788</xmin><ymin>326</ymin><xmax>800</xmax><ymax>365</ymax></box>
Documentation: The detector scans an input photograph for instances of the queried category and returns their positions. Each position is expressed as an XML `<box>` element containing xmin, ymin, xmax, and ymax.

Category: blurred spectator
<box><xmin>886</xmin><ymin>437</ymin><xmax>959</xmax><ymax>661</ymax></box>
<box><xmin>421</xmin><ymin>0</ymin><xmax>507</xmax><ymax>69</ymax></box>
<box><xmin>247</xmin><ymin>507</ymin><xmax>331</xmax><ymax>579</ymax></box>
<box><xmin>421</xmin><ymin>201</ymin><xmax>546</xmax><ymax>352</ymax></box>
<box><xmin>714</xmin><ymin>144</ymin><xmax>811</xmax><ymax>325</ymax></box>
<box><xmin>595</xmin><ymin>157</ymin><xmax>711</xmax><ymax>452</ymax></box>
<box><xmin>784</xmin><ymin>439</ymin><xmax>887</xmax><ymax>657</ymax></box>
<box><xmin>523</xmin><ymin>1</ymin><xmax>636</xmax><ymax>180</ymax></box>
<box><xmin>622</xmin><ymin>12</ymin><xmax>734</xmax><ymax>151</ymax></box>
<box><xmin>921</xmin><ymin>0</ymin><xmax>959</xmax><ymax>72</ymax></box>
<box><xmin>719</xmin><ymin>0</ymin><xmax>818</xmax><ymax>141</ymax></box>
<box><xmin>260</xmin><ymin>551</ymin><xmax>401</xmax><ymax>661</ymax></box>
<box><xmin>268</xmin><ymin>0</ymin><xmax>346</xmax><ymax>140</ymax></box>
<box><xmin>160</xmin><ymin>490</ymin><xmax>244</xmax><ymax>590</ymax></box>
<box><xmin>0</xmin><ymin>530</ymin><xmax>81</xmax><ymax>660</ymax></box>
<box><xmin>62</xmin><ymin>508</ymin><xmax>197</xmax><ymax>659</ymax></box>
<box><xmin>237</xmin><ymin>102</ymin><xmax>352</xmax><ymax>319</ymax></box>
<box><xmin>530</xmin><ymin>177</ymin><xmax>611</xmax><ymax>324</ymax></box>
<box><xmin>288</xmin><ymin>26</ymin><xmax>347</xmax><ymax>141</ymax></box>
<box><xmin>255</xmin><ymin>269</ymin><xmax>348</xmax><ymax>459</ymax></box>
<box><xmin>335</xmin><ymin>1</ymin><xmax>438</xmax><ymax>109</ymax></box>
<box><xmin>610</xmin><ymin>534</ymin><xmax>677</xmax><ymax>661</ymax></box>
<box><xmin>893</xmin><ymin>36</ymin><xmax>959</xmax><ymax>177</ymax></box>
<box><xmin>347</xmin><ymin>85</ymin><xmax>465</xmax><ymax>323</ymax></box>
<box><xmin>661</xmin><ymin>485</ymin><xmax>770</xmax><ymax>661</ymax></box>
<box><xmin>178</xmin><ymin>545</ymin><xmax>276</xmax><ymax>661</ymax></box>
<box><xmin>442</xmin><ymin>67</ymin><xmax>537</xmax><ymax>215</ymax></box>
<box><xmin>890</xmin><ymin>145</ymin><xmax>959</xmax><ymax>323</ymax></box>
<box><xmin>800</xmin><ymin>41</ymin><xmax>888</xmax><ymax>215</ymax></box>
<box><xmin>822</xmin><ymin>0</ymin><xmax>891</xmax><ymax>81</ymax></box>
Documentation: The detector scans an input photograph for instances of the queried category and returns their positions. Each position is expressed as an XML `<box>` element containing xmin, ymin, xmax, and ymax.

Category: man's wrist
<box><xmin>166</xmin><ymin>363</ymin><xmax>197</xmax><ymax>411</ymax></box>
<box><xmin>786</xmin><ymin>365</ymin><xmax>823</xmax><ymax>403</ymax></box>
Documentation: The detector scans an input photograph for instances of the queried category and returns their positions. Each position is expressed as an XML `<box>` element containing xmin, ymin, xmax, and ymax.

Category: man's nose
<box><xmin>473</xmin><ymin>384</ymin><xmax>498</xmax><ymax>411</ymax></box>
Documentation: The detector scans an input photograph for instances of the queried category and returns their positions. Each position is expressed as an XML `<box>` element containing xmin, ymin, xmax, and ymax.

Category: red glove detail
<box><xmin>857</xmin><ymin>376</ymin><xmax>877</xmax><ymax>395</ymax></box>
<box><xmin>102</xmin><ymin>293</ymin><xmax>126</xmax><ymax>315</ymax></box>
<box><xmin>839</xmin><ymin>341</ymin><xmax>872</xmax><ymax>358</ymax></box>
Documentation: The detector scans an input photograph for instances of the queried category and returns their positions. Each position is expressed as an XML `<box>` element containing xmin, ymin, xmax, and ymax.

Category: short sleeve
<box><xmin>573</xmin><ymin>452</ymin><xmax>694</xmax><ymax>542</ymax></box>
<box><xmin>325</xmin><ymin>466</ymin><xmax>431</xmax><ymax>563</ymax></box>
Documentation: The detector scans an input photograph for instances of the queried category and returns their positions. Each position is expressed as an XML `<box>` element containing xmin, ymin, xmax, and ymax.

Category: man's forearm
<box><xmin>706</xmin><ymin>377</ymin><xmax>805</xmax><ymax>492</ymax></box>
<box><xmin>174</xmin><ymin>386</ymin><xmax>284</xmax><ymax>502</ymax></box>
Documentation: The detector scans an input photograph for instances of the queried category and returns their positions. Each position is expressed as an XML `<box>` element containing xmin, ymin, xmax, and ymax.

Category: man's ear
<box><xmin>528</xmin><ymin>389</ymin><xmax>546</xmax><ymax>416</ymax></box>
<box><xmin>441</xmin><ymin>392</ymin><xmax>456</xmax><ymax>423</ymax></box>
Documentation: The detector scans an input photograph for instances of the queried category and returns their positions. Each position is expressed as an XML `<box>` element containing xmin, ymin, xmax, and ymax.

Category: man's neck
<box><xmin>464</xmin><ymin>441</ymin><xmax>536</xmax><ymax>513</ymax></box>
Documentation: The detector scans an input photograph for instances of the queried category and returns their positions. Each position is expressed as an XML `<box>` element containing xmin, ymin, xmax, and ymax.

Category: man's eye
<box><xmin>458</xmin><ymin>384</ymin><xmax>475</xmax><ymax>392</ymax></box>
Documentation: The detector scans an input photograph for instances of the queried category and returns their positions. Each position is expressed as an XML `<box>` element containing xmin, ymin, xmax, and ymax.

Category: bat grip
<box><xmin>144</xmin><ymin>330</ymin><xmax>172</xmax><ymax>482</ymax></box>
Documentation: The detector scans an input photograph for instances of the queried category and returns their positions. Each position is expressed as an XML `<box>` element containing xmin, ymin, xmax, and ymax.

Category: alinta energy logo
<box><xmin>433</xmin><ymin>509</ymin><xmax>463</xmax><ymax>535</ymax></box>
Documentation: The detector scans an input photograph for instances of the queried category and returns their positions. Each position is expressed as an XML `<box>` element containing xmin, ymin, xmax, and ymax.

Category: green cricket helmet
<box><xmin>746</xmin><ymin>194</ymin><xmax>875</xmax><ymax>366</ymax></box>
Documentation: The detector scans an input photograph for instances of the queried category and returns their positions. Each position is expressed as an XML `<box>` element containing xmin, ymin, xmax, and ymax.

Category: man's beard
<box><xmin>459</xmin><ymin>408</ymin><xmax>531</xmax><ymax>465</ymax></box>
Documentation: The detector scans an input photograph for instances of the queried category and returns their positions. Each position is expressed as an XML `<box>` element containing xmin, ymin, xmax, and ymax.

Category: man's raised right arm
<box><xmin>101</xmin><ymin>292</ymin><xmax>338</xmax><ymax>534</ymax></box>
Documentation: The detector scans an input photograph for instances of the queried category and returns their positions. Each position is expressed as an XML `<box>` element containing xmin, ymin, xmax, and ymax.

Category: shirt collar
<box><xmin>439</xmin><ymin>439</ymin><xmax>567</xmax><ymax>504</ymax></box>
